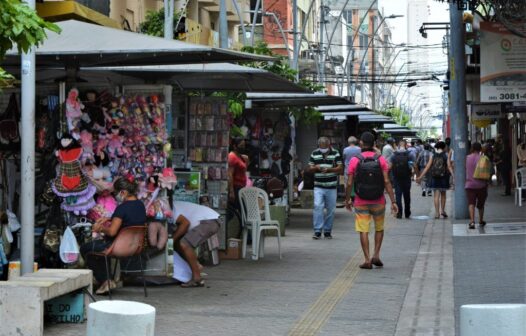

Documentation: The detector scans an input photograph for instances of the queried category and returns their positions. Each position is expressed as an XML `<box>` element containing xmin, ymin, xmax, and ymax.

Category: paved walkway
<box><xmin>44</xmin><ymin>186</ymin><xmax>457</xmax><ymax>336</ymax></box>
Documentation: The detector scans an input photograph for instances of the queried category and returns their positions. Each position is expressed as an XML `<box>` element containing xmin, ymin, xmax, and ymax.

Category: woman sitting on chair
<box><xmin>80</xmin><ymin>177</ymin><xmax>146</xmax><ymax>295</ymax></box>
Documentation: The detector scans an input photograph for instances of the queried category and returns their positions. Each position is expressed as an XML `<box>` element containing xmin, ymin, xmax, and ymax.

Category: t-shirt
<box><xmin>112</xmin><ymin>200</ymin><xmax>147</xmax><ymax>228</ymax></box>
<box><xmin>343</xmin><ymin>145</ymin><xmax>362</xmax><ymax>170</ymax></box>
<box><xmin>308</xmin><ymin>148</ymin><xmax>343</xmax><ymax>189</ymax></box>
<box><xmin>348</xmin><ymin>151</ymin><xmax>389</xmax><ymax>206</ymax></box>
<box><xmin>228</xmin><ymin>152</ymin><xmax>247</xmax><ymax>188</ymax></box>
<box><xmin>465</xmin><ymin>153</ymin><xmax>487</xmax><ymax>189</ymax></box>
<box><xmin>382</xmin><ymin>144</ymin><xmax>394</xmax><ymax>161</ymax></box>
<box><xmin>173</xmin><ymin>201</ymin><xmax>220</xmax><ymax>230</ymax></box>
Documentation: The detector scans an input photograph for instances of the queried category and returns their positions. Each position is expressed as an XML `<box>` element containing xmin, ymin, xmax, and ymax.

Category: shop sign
<box><xmin>471</xmin><ymin>103</ymin><xmax>503</xmax><ymax>120</ymax></box>
<box><xmin>45</xmin><ymin>291</ymin><xmax>84</xmax><ymax>323</ymax></box>
<box><xmin>480</xmin><ymin>22</ymin><xmax>526</xmax><ymax>103</ymax></box>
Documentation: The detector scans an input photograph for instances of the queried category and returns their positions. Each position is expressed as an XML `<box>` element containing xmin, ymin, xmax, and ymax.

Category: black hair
<box><xmin>230</xmin><ymin>137</ymin><xmax>245</xmax><ymax>151</ymax></box>
<box><xmin>435</xmin><ymin>141</ymin><xmax>446</xmax><ymax>150</ymax></box>
<box><xmin>360</xmin><ymin>131</ymin><xmax>375</xmax><ymax>148</ymax></box>
<box><xmin>113</xmin><ymin>177</ymin><xmax>139</xmax><ymax>196</ymax></box>
<box><xmin>471</xmin><ymin>142</ymin><xmax>482</xmax><ymax>152</ymax></box>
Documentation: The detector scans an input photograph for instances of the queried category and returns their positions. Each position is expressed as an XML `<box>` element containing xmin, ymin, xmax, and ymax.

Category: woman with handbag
<box><xmin>465</xmin><ymin>142</ymin><xmax>490</xmax><ymax>229</ymax></box>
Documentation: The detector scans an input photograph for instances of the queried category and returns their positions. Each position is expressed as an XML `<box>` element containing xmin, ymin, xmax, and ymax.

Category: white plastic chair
<box><xmin>515</xmin><ymin>168</ymin><xmax>526</xmax><ymax>207</ymax></box>
<box><xmin>239</xmin><ymin>187</ymin><xmax>282</xmax><ymax>260</ymax></box>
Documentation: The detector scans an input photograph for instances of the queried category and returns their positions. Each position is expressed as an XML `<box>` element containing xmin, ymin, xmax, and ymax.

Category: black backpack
<box><xmin>355</xmin><ymin>154</ymin><xmax>385</xmax><ymax>200</ymax></box>
<box><xmin>431</xmin><ymin>153</ymin><xmax>447</xmax><ymax>178</ymax></box>
<box><xmin>391</xmin><ymin>152</ymin><xmax>411</xmax><ymax>179</ymax></box>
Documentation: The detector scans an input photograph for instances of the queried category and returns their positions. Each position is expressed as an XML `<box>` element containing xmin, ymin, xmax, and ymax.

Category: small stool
<box><xmin>87</xmin><ymin>300</ymin><xmax>156</xmax><ymax>336</ymax></box>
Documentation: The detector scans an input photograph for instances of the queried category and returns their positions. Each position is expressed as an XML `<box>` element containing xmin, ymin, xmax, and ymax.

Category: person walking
<box><xmin>415</xmin><ymin>143</ymin><xmax>433</xmax><ymax>197</ymax></box>
<box><xmin>390</xmin><ymin>140</ymin><xmax>416</xmax><ymax>219</ymax></box>
<box><xmin>382</xmin><ymin>137</ymin><xmax>396</xmax><ymax>162</ymax></box>
<box><xmin>345</xmin><ymin>132</ymin><xmax>398</xmax><ymax>269</ymax></box>
<box><xmin>416</xmin><ymin>141</ymin><xmax>453</xmax><ymax>219</ymax></box>
<box><xmin>465</xmin><ymin>142</ymin><xmax>490</xmax><ymax>229</ymax></box>
<box><xmin>342</xmin><ymin>136</ymin><xmax>361</xmax><ymax>187</ymax></box>
<box><xmin>496</xmin><ymin>141</ymin><xmax>512</xmax><ymax>196</ymax></box>
<box><xmin>308</xmin><ymin>137</ymin><xmax>343</xmax><ymax>239</ymax></box>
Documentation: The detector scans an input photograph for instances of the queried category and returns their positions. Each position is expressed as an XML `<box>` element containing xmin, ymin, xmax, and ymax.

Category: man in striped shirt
<box><xmin>308</xmin><ymin>137</ymin><xmax>343</xmax><ymax>239</ymax></box>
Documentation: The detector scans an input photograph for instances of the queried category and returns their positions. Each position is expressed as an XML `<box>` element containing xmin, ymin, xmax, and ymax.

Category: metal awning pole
<box><xmin>21</xmin><ymin>0</ymin><xmax>36</xmax><ymax>275</ymax></box>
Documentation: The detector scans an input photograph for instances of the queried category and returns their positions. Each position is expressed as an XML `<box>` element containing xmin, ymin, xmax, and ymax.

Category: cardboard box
<box><xmin>218</xmin><ymin>238</ymin><xmax>242</xmax><ymax>260</ymax></box>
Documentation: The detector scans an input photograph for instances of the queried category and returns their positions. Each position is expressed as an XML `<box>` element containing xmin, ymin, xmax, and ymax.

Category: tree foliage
<box><xmin>0</xmin><ymin>0</ymin><xmax>61</xmax><ymax>87</ymax></box>
<box><xmin>138</xmin><ymin>8</ymin><xmax>180</xmax><ymax>38</ymax></box>
<box><xmin>382</xmin><ymin>107</ymin><xmax>411</xmax><ymax>127</ymax></box>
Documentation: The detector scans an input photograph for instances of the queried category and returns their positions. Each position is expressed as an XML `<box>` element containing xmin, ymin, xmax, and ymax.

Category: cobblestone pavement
<box><xmin>44</xmin><ymin>185</ymin><xmax>457</xmax><ymax>336</ymax></box>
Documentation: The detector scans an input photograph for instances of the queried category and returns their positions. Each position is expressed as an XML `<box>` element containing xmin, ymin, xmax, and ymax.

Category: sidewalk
<box><xmin>451</xmin><ymin>185</ymin><xmax>526</xmax><ymax>334</ymax></box>
<box><xmin>44</xmin><ymin>186</ymin><xmax>454</xmax><ymax>336</ymax></box>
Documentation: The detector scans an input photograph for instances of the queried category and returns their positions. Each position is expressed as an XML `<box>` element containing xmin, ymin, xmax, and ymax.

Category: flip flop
<box><xmin>181</xmin><ymin>279</ymin><xmax>205</xmax><ymax>288</ymax></box>
<box><xmin>371</xmin><ymin>258</ymin><xmax>384</xmax><ymax>267</ymax></box>
<box><xmin>468</xmin><ymin>222</ymin><xmax>476</xmax><ymax>229</ymax></box>
<box><xmin>359</xmin><ymin>262</ymin><xmax>372</xmax><ymax>269</ymax></box>
<box><xmin>479</xmin><ymin>221</ymin><xmax>486</xmax><ymax>227</ymax></box>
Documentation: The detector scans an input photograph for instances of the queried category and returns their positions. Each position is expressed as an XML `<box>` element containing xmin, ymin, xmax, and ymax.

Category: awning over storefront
<box><xmin>16</xmin><ymin>64</ymin><xmax>306</xmax><ymax>93</ymax></box>
<box><xmin>317</xmin><ymin>104</ymin><xmax>372</xmax><ymax>113</ymax></box>
<box><xmin>79</xmin><ymin>64</ymin><xmax>307</xmax><ymax>92</ymax></box>
<box><xmin>245</xmin><ymin>93</ymin><xmax>351</xmax><ymax>108</ymax></box>
<box><xmin>5</xmin><ymin>20</ymin><xmax>274</xmax><ymax>68</ymax></box>
<box><xmin>36</xmin><ymin>1</ymin><xmax>120</xmax><ymax>29</ymax></box>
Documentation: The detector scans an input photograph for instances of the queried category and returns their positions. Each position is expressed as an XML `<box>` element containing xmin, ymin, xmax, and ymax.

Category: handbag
<box><xmin>473</xmin><ymin>155</ymin><xmax>491</xmax><ymax>181</ymax></box>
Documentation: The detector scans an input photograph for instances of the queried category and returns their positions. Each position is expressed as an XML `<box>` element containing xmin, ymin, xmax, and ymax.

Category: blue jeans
<box><xmin>313</xmin><ymin>187</ymin><xmax>337</xmax><ymax>233</ymax></box>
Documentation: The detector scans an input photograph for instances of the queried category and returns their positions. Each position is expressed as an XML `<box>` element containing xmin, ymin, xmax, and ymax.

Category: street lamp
<box><xmin>353</xmin><ymin>14</ymin><xmax>404</xmax><ymax>108</ymax></box>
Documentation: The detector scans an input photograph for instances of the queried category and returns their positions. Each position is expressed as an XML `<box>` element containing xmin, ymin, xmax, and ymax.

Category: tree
<box><xmin>382</xmin><ymin>107</ymin><xmax>411</xmax><ymax>127</ymax></box>
<box><xmin>0</xmin><ymin>0</ymin><xmax>60</xmax><ymax>87</ymax></box>
<box><xmin>138</xmin><ymin>8</ymin><xmax>181</xmax><ymax>38</ymax></box>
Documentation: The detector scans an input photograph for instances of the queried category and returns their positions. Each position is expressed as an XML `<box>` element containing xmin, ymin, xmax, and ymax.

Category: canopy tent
<box><xmin>245</xmin><ymin>92</ymin><xmax>351</xmax><ymax>108</ymax></box>
<box><xmin>316</xmin><ymin>104</ymin><xmax>372</xmax><ymax>113</ymax></box>
<box><xmin>375</xmin><ymin>128</ymin><xmax>418</xmax><ymax>136</ymax></box>
<box><xmin>8</xmin><ymin>63</ymin><xmax>307</xmax><ymax>93</ymax></box>
<box><xmin>4</xmin><ymin>20</ymin><xmax>273</xmax><ymax>68</ymax></box>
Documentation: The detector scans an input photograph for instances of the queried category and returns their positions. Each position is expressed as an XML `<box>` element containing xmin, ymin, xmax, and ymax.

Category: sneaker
<box><xmin>396</xmin><ymin>213</ymin><xmax>402</xmax><ymax>219</ymax></box>
<box><xmin>312</xmin><ymin>232</ymin><xmax>321</xmax><ymax>240</ymax></box>
<box><xmin>324</xmin><ymin>232</ymin><xmax>333</xmax><ymax>239</ymax></box>
<box><xmin>422</xmin><ymin>191</ymin><xmax>426</xmax><ymax>197</ymax></box>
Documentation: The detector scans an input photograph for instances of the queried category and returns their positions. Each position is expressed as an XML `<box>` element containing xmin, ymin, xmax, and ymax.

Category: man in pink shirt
<box><xmin>465</xmin><ymin>142</ymin><xmax>489</xmax><ymax>229</ymax></box>
<box><xmin>345</xmin><ymin>132</ymin><xmax>398</xmax><ymax>269</ymax></box>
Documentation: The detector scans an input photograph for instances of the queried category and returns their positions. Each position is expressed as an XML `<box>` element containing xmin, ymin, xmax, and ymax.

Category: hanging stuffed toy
<box><xmin>65</xmin><ymin>88</ymin><xmax>84</xmax><ymax>133</ymax></box>
<box><xmin>79</xmin><ymin>130</ymin><xmax>94</xmax><ymax>164</ymax></box>
<box><xmin>107</xmin><ymin>125</ymin><xmax>124</xmax><ymax>159</ymax></box>
<box><xmin>52</xmin><ymin>135</ymin><xmax>96</xmax><ymax>215</ymax></box>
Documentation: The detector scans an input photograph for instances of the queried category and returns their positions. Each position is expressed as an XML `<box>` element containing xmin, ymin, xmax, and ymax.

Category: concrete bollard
<box><xmin>460</xmin><ymin>304</ymin><xmax>526</xmax><ymax>336</ymax></box>
<box><xmin>87</xmin><ymin>300</ymin><xmax>156</xmax><ymax>336</ymax></box>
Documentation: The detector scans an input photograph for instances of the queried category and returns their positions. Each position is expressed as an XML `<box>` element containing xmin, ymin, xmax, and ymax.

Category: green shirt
<box><xmin>309</xmin><ymin>148</ymin><xmax>343</xmax><ymax>189</ymax></box>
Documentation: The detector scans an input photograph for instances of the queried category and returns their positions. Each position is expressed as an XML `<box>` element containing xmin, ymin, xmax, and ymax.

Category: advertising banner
<box><xmin>471</xmin><ymin>103</ymin><xmax>503</xmax><ymax>120</ymax></box>
<box><xmin>480</xmin><ymin>22</ymin><xmax>526</xmax><ymax>102</ymax></box>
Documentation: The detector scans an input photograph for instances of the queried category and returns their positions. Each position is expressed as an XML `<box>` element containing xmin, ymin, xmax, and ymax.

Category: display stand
<box><xmin>188</xmin><ymin>97</ymin><xmax>230</xmax><ymax>249</ymax></box>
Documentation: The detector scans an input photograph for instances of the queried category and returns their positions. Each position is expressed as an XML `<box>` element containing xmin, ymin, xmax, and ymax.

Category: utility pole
<box><xmin>21</xmin><ymin>0</ymin><xmax>36</xmax><ymax>275</ymax></box>
<box><xmin>219</xmin><ymin>0</ymin><xmax>228</xmax><ymax>48</ymax></box>
<box><xmin>319</xmin><ymin>1</ymin><xmax>326</xmax><ymax>85</ymax></box>
<box><xmin>449</xmin><ymin>4</ymin><xmax>468</xmax><ymax>219</ymax></box>
<box><xmin>164</xmin><ymin>0</ymin><xmax>174</xmax><ymax>40</ymax></box>
<box><xmin>371</xmin><ymin>17</ymin><xmax>376</xmax><ymax>111</ymax></box>
<box><xmin>292</xmin><ymin>0</ymin><xmax>299</xmax><ymax>79</ymax></box>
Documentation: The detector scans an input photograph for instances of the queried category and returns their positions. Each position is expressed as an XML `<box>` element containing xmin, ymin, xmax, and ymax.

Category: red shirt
<box><xmin>228</xmin><ymin>152</ymin><xmax>247</xmax><ymax>188</ymax></box>
<box><xmin>348</xmin><ymin>151</ymin><xmax>389</xmax><ymax>206</ymax></box>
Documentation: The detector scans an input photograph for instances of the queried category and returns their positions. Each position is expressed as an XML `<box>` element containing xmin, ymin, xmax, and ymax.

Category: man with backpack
<box><xmin>345</xmin><ymin>132</ymin><xmax>398</xmax><ymax>269</ymax></box>
<box><xmin>390</xmin><ymin>140</ymin><xmax>416</xmax><ymax>219</ymax></box>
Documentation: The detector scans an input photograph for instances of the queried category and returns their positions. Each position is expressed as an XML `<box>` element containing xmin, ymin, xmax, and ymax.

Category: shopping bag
<box><xmin>59</xmin><ymin>226</ymin><xmax>80</xmax><ymax>264</ymax></box>
<box><xmin>6</xmin><ymin>210</ymin><xmax>20</xmax><ymax>232</ymax></box>
<box><xmin>172</xmin><ymin>251</ymin><xmax>192</xmax><ymax>283</ymax></box>
<box><xmin>473</xmin><ymin>155</ymin><xmax>491</xmax><ymax>181</ymax></box>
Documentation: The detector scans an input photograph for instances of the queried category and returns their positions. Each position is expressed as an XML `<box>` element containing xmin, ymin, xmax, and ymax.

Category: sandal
<box><xmin>441</xmin><ymin>212</ymin><xmax>448</xmax><ymax>218</ymax></box>
<box><xmin>359</xmin><ymin>262</ymin><xmax>372</xmax><ymax>269</ymax></box>
<box><xmin>468</xmin><ymin>222</ymin><xmax>476</xmax><ymax>229</ymax></box>
<box><xmin>181</xmin><ymin>279</ymin><xmax>205</xmax><ymax>288</ymax></box>
<box><xmin>479</xmin><ymin>221</ymin><xmax>486</xmax><ymax>227</ymax></box>
<box><xmin>435</xmin><ymin>215</ymin><xmax>440</xmax><ymax>219</ymax></box>
<box><xmin>371</xmin><ymin>258</ymin><xmax>383</xmax><ymax>267</ymax></box>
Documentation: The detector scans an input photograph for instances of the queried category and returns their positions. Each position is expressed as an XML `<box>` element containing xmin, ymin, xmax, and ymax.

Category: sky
<box><xmin>379</xmin><ymin>0</ymin><xmax>450</xmax><ymax>133</ymax></box>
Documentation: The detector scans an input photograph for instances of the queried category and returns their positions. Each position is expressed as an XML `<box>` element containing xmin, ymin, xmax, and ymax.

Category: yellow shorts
<box><xmin>354</xmin><ymin>204</ymin><xmax>386</xmax><ymax>233</ymax></box>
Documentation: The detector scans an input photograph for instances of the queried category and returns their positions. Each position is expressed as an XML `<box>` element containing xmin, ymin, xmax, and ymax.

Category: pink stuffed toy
<box><xmin>107</xmin><ymin>126</ymin><xmax>124</xmax><ymax>158</ymax></box>
<box><xmin>95</xmin><ymin>134</ymin><xmax>109</xmax><ymax>156</ymax></box>
<box><xmin>79</xmin><ymin>130</ymin><xmax>94</xmax><ymax>164</ymax></box>
<box><xmin>66</xmin><ymin>88</ymin><xmax>84</xmax><ymax>132</ymax></box>
<box><xmin>88</xmin><ymin>192</ymin><xmax>118</xmax><ymax>239</ymax></box>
